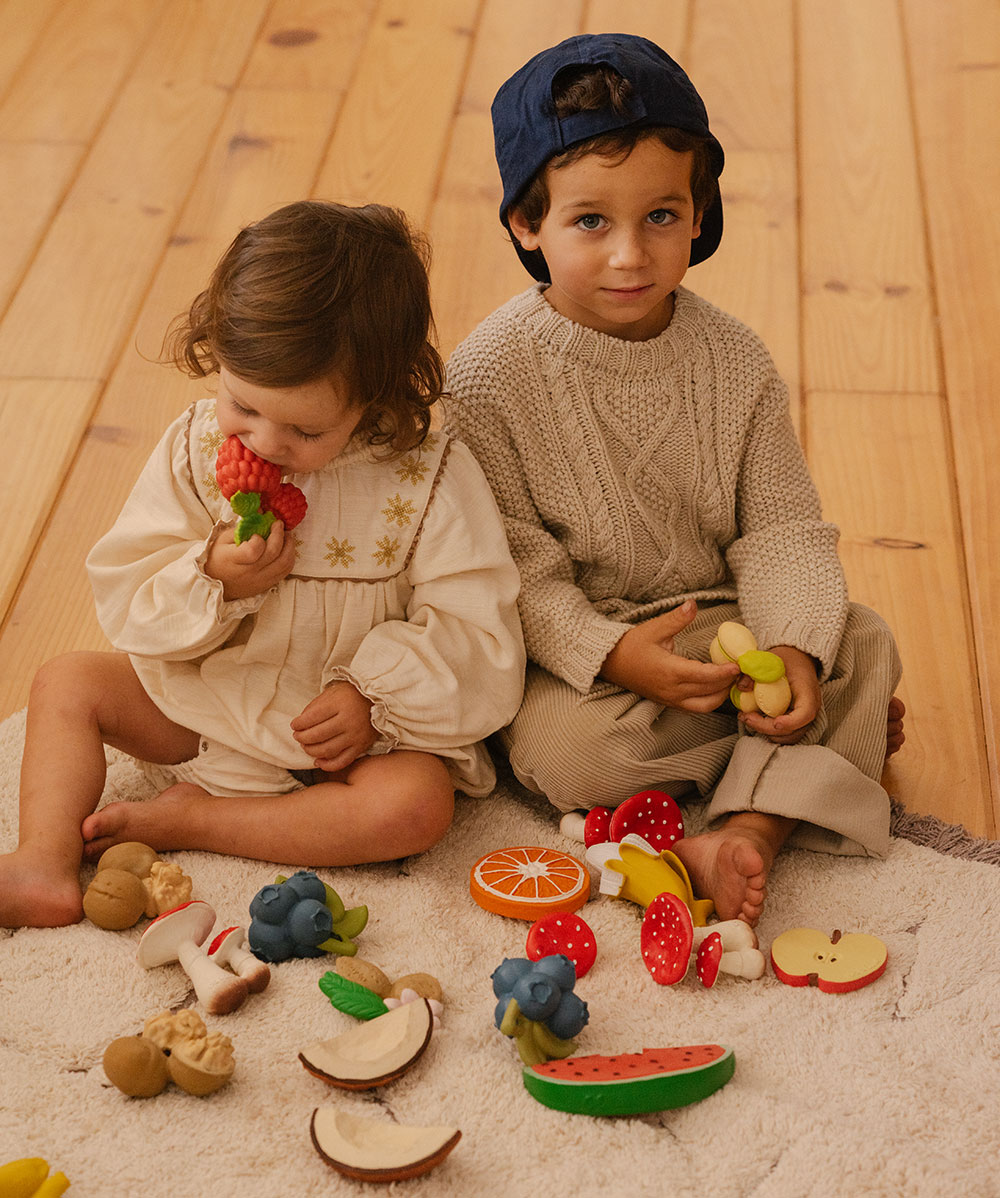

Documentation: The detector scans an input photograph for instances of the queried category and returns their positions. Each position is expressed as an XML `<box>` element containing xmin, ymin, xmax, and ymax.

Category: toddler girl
<box><xmin>2</xmin><ymin>200</ymin><xmax>525</xmax><ymax>928</ymax></box>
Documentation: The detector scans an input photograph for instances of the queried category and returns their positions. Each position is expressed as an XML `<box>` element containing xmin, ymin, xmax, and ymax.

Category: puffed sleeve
<box><xmin>326</xmin><ymin>441</ymin><xmax>526</xmax><ymax>751</ymax></box>
<box><xmin>87</xmin><ymin>406</ymin><xmax>268</xmax><ymax>660</ymax></box>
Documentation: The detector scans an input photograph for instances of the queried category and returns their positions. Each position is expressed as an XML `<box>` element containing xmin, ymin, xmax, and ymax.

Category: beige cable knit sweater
<box><xmin>445</xmin><ymin>284</ymin><xmax>848</xmax><ymax>695</ymax></box>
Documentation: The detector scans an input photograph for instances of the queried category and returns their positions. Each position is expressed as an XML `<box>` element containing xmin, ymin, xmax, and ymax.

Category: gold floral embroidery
<box><xmin>373</xmin><ymin>535</ymin><xmax>399</xmax><ymax>567</ymax></box>
<box><xmin>382</xmin><ymin>493</ymin><xmax>415</xmax><ymax>528</ymax></box>
<box><xmin>203</xmin><ymin>473</ymin><xmax>221</xmax><ymax>500</ymax></box>
<box><xmin>395</xmin><ymin>454</ymin><xmax>429</xmax><ymax>485</ymax></box>
<box><xmin>200</xmin><ymin>428</ymin><xmax>225</xmax><ymax>459</ymax></box>
<box><xmin>325</xmin><ymin>538</ymin><xmax>356</xmax><ymax>568</ymax></box>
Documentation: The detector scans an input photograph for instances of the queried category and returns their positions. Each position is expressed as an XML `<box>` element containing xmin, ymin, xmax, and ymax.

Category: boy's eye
<box><xmin>648</xmin><ymin>209</ymin><xmax>676</xmax><ymax>226</ymax></box>
<box><xmin>576</xmin><ymin>213</ymin><xmax>604</xmax><ymax>231</ymax></box>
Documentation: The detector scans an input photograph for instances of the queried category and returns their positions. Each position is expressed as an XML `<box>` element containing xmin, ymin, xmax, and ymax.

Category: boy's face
<box><xmin>508</xmin><ymin>137</ymin><xmax>702</xmax><ymax>341</ymax></box>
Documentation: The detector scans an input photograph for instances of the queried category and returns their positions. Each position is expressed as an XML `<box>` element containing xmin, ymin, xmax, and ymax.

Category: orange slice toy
<box><xmin>470</xmin><ymin>846</ymin><xmax>590</xmax><ymax>920</ymax></box>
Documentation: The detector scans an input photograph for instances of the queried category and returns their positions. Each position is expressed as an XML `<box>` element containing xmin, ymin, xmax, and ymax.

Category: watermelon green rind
<box><xmin>522</xmin><ymin>1044</ymin><xmax>735</xmax><ymax>1116</ymax></box>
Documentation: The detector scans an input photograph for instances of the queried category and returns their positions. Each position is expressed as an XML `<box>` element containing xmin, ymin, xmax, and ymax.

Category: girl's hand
<box><xmin>600</xmin><ymin>600</ymin><xmax>740</xmax><ymax>712</ymax></box>
<box><xmin>205</xmin><ymin>521</ymin><xmax>295</xmax><ymax>600</ymax></box>
<box><xmin>739</xmin><ymin>645</ymin><xmax>821</xmax><ymax>744</ymax></box>
<box><xmin>291</xmin><ymin>682</ymin><xmax>377</xmax><ymax>772</ymax></box>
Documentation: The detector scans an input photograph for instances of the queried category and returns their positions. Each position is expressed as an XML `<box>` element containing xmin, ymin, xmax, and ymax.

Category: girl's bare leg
<box><xmin>0</xmin><ymin>652</ymin><xmax>199</xmax><ymax>928</ymax></box>
<box><xmin>82</xmin><ymin>750</ymin><xmax>455</xmax><ymax>867</ymax></box>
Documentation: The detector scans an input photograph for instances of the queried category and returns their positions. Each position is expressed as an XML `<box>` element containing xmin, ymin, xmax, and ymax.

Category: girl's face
<box><xmin>215</xmin><ymin>366</ymin><xmax>363</xmax><ymax>475</ymax></box>
<box><xmin>509</xmin><ymin>136</ymin><xmax>702</xmax><ymax>342</ymax></box>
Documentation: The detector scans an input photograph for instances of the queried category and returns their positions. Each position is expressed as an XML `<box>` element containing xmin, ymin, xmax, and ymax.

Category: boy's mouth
<box><xmin>604</xmin><ymin>284</ymin><xmax>653</xmax><ymax>298</ymax></box>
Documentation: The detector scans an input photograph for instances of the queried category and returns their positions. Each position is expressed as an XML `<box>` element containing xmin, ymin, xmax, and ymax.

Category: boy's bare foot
<box><xmin>0</xmin><ymin>845</ymin><xmax>84</xmax><ymax>928</ymax></box>
<box><xmin>81</xmin><ymin>783</ymin><xmax>208</xmax><ymax>859</ymax></box>
<box><xmin>886</xmin><ymin>696</ymin><xmax>905</xmax><ymax>760</ymax></box>
<box><xmin>672</xmin><ymin>812</ymin><xmax>797</xmax><ymax>926</ymax></box>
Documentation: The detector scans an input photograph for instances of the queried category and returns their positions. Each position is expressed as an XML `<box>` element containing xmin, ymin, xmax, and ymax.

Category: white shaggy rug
<box><xmin>2</xmin><ymin>705</ymin><xmax>999</xmax><ymax>1198</ymax></box>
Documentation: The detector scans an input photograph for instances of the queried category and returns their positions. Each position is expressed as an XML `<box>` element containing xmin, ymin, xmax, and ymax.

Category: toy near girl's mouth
<box><xmin>215</xmin><ymin>434</ymin><xmax>308</xmax><ymax>544</ymax></box>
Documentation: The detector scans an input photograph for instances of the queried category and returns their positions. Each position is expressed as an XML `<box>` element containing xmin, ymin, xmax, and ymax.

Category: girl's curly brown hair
<box><xmin>164</xmin><ymin>200</ymin><xmax>444</xmax><ymax>454</ymax></box>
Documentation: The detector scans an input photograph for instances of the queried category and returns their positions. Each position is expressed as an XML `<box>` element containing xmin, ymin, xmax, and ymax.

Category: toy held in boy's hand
<box><xmin>492</xmin><ymin>955</ymin><xmax>589</xmax><ymax>1065</ymax></box>
<box><xmin>770</xmin><ymin>927</ymin><xmax>888</xmax><ymax>993</ymax></box>
<box><xmin>248</xmin><ymin>870</ymin><xmax>368</xmax><ymax>962</ymax></box>
<box><xmin>215</xmin><ymin>434</ymin><xmax>308</xmax><ymax>544</ymax></box>
<box><xmin>710</xmin><ymin>620</ymin><xmax>791</xmax><ymax>717</ymax></box>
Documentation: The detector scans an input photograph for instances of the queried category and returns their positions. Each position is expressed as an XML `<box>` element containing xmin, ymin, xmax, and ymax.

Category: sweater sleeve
<box><xmin>325</xmin><ymin>441</ymin><xmax>527</xmax><ymax>750</ymax></box>
<box><xmin>86</xmin><ymin>408</ymin><xmax>267</xmax><ymax>660</ymax></box>
<box><xmin>725</xmin><ymin>370</ymin><xmax>848</xmax><ymax>677</ymax></box>
<box><xmin>445</xmin><ymin>356</ymin><xmax>626</xmax><ymax>694</ymax></box>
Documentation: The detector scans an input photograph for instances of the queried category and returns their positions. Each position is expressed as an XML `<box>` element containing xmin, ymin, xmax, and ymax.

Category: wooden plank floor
<box><xmin>1</xmin><ymin>0</ymin><xmax>997</xmax><ymax>837</ymax></box>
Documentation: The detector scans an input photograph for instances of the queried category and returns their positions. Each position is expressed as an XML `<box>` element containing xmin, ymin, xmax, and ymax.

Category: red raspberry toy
<box><xmin>214</xmin><ymin>435</ymin><xmax>308</xmax><ymax>542</ymax></box>
<box><xmin>266</xmin><ymin>483</ymin><xmax>308</xmax><ymax>531</ymax></box>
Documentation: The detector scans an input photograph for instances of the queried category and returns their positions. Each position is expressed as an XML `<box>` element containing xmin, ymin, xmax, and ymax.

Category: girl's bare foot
<box><xmin>81</xmin><ymin>783</ymin><xmax>207</xmax><ymax>859</ymax></box>
<box><xmin>0</xmin><ymin>845</ymin><xmax>84</xmax><ymax>928</ymax></box>
<box><xmin>673</xmin><ymin>812</ymin><xmax>797</xmax><ymax>926</ymax></box>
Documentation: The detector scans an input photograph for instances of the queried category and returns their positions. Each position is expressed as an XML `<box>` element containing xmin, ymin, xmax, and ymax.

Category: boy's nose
<box><xmin>608</xmin><ymin>229</ymin><xmax>648</xmax><ymax>269</ymax></box>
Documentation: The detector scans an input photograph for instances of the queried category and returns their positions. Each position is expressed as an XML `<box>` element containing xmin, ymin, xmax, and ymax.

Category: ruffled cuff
<box><xmin>322</xmin><ymin>665</ymin><xmax>400</xmax><ymax>756</ymax></box>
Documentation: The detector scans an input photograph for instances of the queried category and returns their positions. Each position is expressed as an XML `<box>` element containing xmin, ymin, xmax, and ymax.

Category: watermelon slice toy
<box><xmin>522</xmin><ymin>1044</ymin><xmax>735</xmax><ymax>1116</ymax></box>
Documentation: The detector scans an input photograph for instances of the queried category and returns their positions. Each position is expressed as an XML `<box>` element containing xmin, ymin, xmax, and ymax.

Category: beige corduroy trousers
<box><xmin>502</xmin><ymin>602</ymin><xmax>902</xmax><ymax>857</ymax></box>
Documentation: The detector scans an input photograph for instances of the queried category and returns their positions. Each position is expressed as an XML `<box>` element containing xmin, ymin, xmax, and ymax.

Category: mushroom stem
<box><xmin>208</xmin><ymin>926</ymin><xmax>271</xmax><ymax>993</ymax></box>
<box><xmin>719</xmin><ymin>948</ymin><xmax>766</xmax><ymax>980</ymax></box>
<box><xmin>178</xmin><ymin>940</ymin><xmax>249</xmax><ymax>1015</ymax></box>
<box><xmin>691</xmin><ymin>920</ymin><xmax>759</xmax><ymax>952</ymax></box>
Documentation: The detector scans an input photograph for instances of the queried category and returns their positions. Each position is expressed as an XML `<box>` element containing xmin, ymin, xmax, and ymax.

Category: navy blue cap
<box><xmin>492</xmin><ymin>33</ymin><xmax>725</xmax><ymax>280</ymax></box>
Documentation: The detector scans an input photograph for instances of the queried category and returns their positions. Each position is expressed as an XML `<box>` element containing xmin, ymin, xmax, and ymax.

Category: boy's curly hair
<box><xmin>164</xmin><ymin>200</ymin><xmax>444</xmax><ymax>454</ymax></box>
<box><xmin>511</xmin><ymin>63</ymin><xmax>720</xmax><ymax>239</ymax></box>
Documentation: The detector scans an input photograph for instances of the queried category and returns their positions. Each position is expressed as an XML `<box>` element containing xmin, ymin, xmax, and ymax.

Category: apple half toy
<box><xmin>310</xmin><ymin>1107</ymin><xmax>460</xmax><ymax>1182</ymax></box>
<box><xmin>299</xmin><ymin>998</ymin><xmax>434</xmax><ymax>1089</ymax></box>
<box><xmin>770</xmin><ymin>927</ymin><xmax>888</xmax><ymax>993</ymax></box>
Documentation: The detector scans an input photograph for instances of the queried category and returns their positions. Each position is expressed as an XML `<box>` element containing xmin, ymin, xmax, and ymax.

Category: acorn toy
<box><xmin>709</xmin><ymin>620</ymin><xmax>792</xmax><ymax>717</ymax></box>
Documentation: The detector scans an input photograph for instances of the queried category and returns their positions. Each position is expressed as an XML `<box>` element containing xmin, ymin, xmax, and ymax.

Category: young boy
<box><xmin>445</xmin><ymin>33</ymin><xmax>904</xmax><ymax>925</ymax></box>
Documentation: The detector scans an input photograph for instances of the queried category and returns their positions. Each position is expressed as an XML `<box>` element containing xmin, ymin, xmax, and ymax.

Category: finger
<box><xmin>671</xmin><ymin>657</ymin><xmax>740</xmax><ymax>692</ymax></box>
<box><xmin>292</xmin><ymin>718</ymin><xmax>346</xmax><ymax>747</ymax></box>
<box><xmin>313</xmin><ymin>745</ymin><xmax>361</xmax><ymax>772</ymax></box>
<box><xmin>645</xmin><ymin>598</ymin><xmax>699</xmax><ymax>642</ymax></box>
<box><xmin>679</xmin><ymin>689</ymin><xmax>736</xmax><ymax>714</ymax></box>
<box><xmin>234</xmin><ymin>533</ymin><xmax>268</xmax><ymax>563</ymax></box>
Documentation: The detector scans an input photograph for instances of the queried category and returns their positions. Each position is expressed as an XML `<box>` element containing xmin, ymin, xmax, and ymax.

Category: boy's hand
<box><xmin>739</xmin><ymin>645</ymin><xmax>821</xmax><ymax>744</ymax></box>
<box><xmin>291</xmin><ymin>681</ymin><xmax>377</xmax><ymax>772</ymax></box>
<box><xmin>205</xmin><ymin>521</ymin><xmax>295</xmax><ymax>600</ymax></box>
<box><xmin>600</xmin><ymin>600</ymin><xmax>739</xmax><ymax>712</ymax></box>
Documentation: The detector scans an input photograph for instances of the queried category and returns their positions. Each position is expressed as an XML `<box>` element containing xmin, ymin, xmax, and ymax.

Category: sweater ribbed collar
<box><xmin>510</xmin><ymin>283</ymin><xmax>703</xmax><ymax>376</ymax></box>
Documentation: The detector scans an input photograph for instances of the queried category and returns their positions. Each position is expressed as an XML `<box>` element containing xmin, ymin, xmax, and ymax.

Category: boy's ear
<box><xmin>692</xmin><ymin>209</ymin><xmax>703</xmax><ymax>242</ymax></box>
<box><xmin>507</xmin><ymin>209</ymin><xmax>540</xmax><ymax>251</ymax></box>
